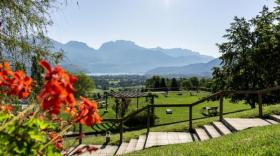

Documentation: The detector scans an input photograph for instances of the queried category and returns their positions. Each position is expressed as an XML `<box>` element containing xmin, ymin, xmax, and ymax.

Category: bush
<box><xmin>124</xmin><ymin>110</ymin><xmax>157</xmax><ymax>129</ymax></box>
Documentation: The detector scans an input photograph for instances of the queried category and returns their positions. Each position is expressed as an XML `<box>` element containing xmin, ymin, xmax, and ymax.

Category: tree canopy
<box><xmin>212</xmin><ymin>4</ymin><xmax>280</xmax><ymax>108</ymax></box>
<box><xmin>73</xmin><ymin>72</ymin><xmax>96</xmax><ymax>98</ymax></box>
<box><xmin>0</xmin><ymin>0</ymin><xmax>64</xmax><ymax>68</ymax></box>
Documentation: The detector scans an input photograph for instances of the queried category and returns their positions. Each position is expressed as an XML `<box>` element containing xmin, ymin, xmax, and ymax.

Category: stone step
<box><xmin>124</xmin><ymin>139</ymin><xmax>138</xmax><ymax>154</ymax></box>
<box><xmin>203</xmin><ymin>125</ymin><xmax>221</xmax><ymax>138</ymax></box>
<box><xmin>222</xmin><ymin>118</ymin><xmax>271</xmax><ymax>132</ymax></box>
<box><xmin>116</xmin><ymin>142</ymin><xmax>128</xmax><ymax>155</ymax></box>
<box><xmin>195</xmin><ymin>128</ymin><xmax>210</xmax><ymax>141</ymax></box>
<box><xmin>145</xmin><ymin>132</ymin><xmax>159</xmax><ymax>148</ymax></box>
<box><xmin>191</xmin><ymin>132</ymin><xmax>199</xmax><ymax>141</ymax></box>
<box><xmin>135</xmin><ymin>135</ymin><xmax>146</xmax><ymax>151</ymax></box>
<box><xmin>269</xmin><ymin>115</ymin><xmax>280</xmax><ymax>122</ymax></box>
<box><xmin>212</xmin><ymin>122</ymin><xmax>232</xmax><ymax>135</ymax></box>
<box><xmin>64</xmin><ymin>144</ymin><xmax>118</xmax><ymax>156</ymax></box>
<box><xmin>177</xmin><ymin>132</ymin><xmax>193</xmax><ymax>143</ymax></box>
<box><xmin>167</xmin><ymin>132</ymin><xmax>180</xmax><ymax>144</ymax></box>
<box><xmin>93</xmin><ymin>145</ymin><xmax>119</xmax><ymax>156</ymax></box>
<box><xmin>264</xmin><ymin>119</ymin><xmax>279</xmax><ymax>124</ymax></box>
<box><xmin>146</xmin><ymin>132</ymin><xmax>168</xmax><ymax>148</ymax></box>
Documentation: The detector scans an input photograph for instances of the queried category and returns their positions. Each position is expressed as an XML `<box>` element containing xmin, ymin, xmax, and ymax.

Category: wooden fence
<box><xmin>69</xmin><ymin>86</ymin><xmax>280</xmax><ymax>145</ymax></box>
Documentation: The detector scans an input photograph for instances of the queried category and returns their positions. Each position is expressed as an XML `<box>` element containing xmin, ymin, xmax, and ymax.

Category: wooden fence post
<box><xmin>119</xmin><ymin>119</ymin><xmax>123</xmax><ymax>144</ymax></box>
<box><xmin>151</xmin><ymin>96</ymin><xmax>155</xmax><ymax>118</ymax></box>
<box><xmin>136</xmin><ymin>96</ymin><xmax>139</xmax><ymax>110</ymax></box>
<box><xmin>79</xmin><ymin>123</ymin><xmax>83</xmax><ymax>144</ymax></box>
<box><xmin>189</xmin><ymin>106</ymin><xmax>193</xmax><ymax>131</ymax></box>
<box><xmin>219</xmin><ymin>93</ymin><xmax>224</xmax><ymax>121</ymax></box>
<box><xmin>258</xmin><ymin>93</ymin><xmax>263</xmax><ymax>117</ymax></box>
<box><xmin>147</xmin><ymin>106</ymin><xmax>151</xmax><ymax>134</ymax></box>
<box><xmin>105</xmin><ymin>92</ymin><xmax>108</xmax><ymax>111</ymax></box>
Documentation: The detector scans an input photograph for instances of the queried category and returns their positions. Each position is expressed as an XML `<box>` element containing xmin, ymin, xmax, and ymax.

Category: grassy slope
<box><xmin>95</xmin><ymin>91</ymin><xmax>250</xmax><ymax>126</ymax></box>
<box><xmin>64</xmin><ymin>104</ymin><xmax>280</xmax><ymax>147</ymax></box>
<box><xmin>126</xmin><ymin>124</ymin><xmax>280</xmax><ymax>156</ymax></box>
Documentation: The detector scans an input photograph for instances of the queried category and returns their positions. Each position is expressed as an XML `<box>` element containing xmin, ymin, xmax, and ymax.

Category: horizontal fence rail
<box><xmin>71</xmin><ymin>85</ymin><xmax>280</xmax><ymax>145</ymax></box>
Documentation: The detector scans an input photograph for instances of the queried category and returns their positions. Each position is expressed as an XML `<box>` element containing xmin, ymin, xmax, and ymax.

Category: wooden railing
<box><xmin>73</xmin><ymin>86</ymin><xmax>280</xmax><ymax>145</ymax></box>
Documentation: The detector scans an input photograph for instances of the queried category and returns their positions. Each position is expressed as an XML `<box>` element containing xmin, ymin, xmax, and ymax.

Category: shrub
<box><xmin>124</xmin><ymin>110</ymin><xmax>157</xmax><ymax>129</ymax></box>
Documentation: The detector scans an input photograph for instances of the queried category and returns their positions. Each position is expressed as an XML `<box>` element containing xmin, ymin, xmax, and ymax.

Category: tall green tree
<box><xmin>0</xmin><ymin>0</ymin><xmax>64</xmax><ymax>67</ymax></box>
<box><xmin>181</xmin><ymin>79</ymin><xmax>192</xmax><ymax>90</ymax></box>
<box><xmin>190</xmin><ymin>77</ymin><xmax>199</xmax><ymax>90</ymax></box>
<box><xmin>212</xmin><ymin>5</ymin><xmax>280</xmax><ymax>108</ymax></box>
<box><xmin>159</xmin><ymin>78</ymin><xmax>168</xmax><ymax>91</ymax></box>
<box><xmin>74</xmin><ymin>73</ymin><xmax>96</xmax><ymax>98</ymax></box>
<box><xmin>170</xmin><ymin>78</ymin><xmax>179</xmax><ymax>91</ymax></box>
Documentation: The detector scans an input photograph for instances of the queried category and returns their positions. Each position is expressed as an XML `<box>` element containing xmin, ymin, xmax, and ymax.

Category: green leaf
<box><xmin>0</xmin><ymin>113</ymin><xmax>11</xmax><ymax>122</ymax></box>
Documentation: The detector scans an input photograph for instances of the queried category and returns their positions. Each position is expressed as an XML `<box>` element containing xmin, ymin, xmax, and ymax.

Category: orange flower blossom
<box><xmin>0</xmin><ymin>62</ymin><xmax>32</xmax><ymax>99</ymax></box>
<box><xmin>75</xmin><ymin>96</ymin><xmax>101</xmax><ymax>126</ymax></box>
<box><xmin>38</xmin><ymin>60</ymin><xmax>77</xmax><ymax>114</ymax></box>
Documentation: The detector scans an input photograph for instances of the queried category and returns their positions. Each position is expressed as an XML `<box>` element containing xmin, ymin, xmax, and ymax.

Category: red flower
<box><xmin>75</xmin><ymin>97</ymin><xmax>101</xmax><ymax>126</ymax></box>
<box><xmin>0</xmin><ymin>105</ymin><xmax>13</xmax><ymax>113</ymax></box>
<box><xmin>38</xmin><ymin>60</ymin><xmax>77</xmax><ymax>115</ymax></box>
<box><xmin>9</xmin><ymin>71</ymin><xmax>33</xmax><ymax>98</ymax></box>
<box><xmin>48</xmin><ymin>132</ymin><xmax>63</xmax><ymax>150</ymax></box>
<box><xmin>0</xmin><ymin>62</ymin><xmax>32</xmax><ymax>99</ymax></box>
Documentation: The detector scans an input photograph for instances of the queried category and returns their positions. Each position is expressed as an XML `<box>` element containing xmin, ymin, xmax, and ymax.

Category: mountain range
<box><xmin>50</xmin><ymin>39</ymin><xmax>219</xmax><ymax>76</ymax></box>
<box><xmin>146</xmin><ymin>58</ymin><xmax>221</xmax><ymax>77</ymax></box>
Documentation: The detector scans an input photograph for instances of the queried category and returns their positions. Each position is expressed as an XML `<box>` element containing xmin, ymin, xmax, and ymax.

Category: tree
<box><xmin>159</xmin><ymin>78</ymin><xmax>168</xmax><ymax>91</ymax></box>
<box><xmin>31</xmin><ymin>54</ymin><xmax>44</xmax><ymax>93</ymax></box>
<box><xmin>144</xmin><ymin>76</ymin><xmax>161</xmax><ymax>91</ymax></box>
<box><xmin>190</xmin><ymin>77</ymin><xmax>199</xmax><ymax>90</ymax></box>
<box><xmin>212</xmin><ymin>6</ymin><xmax>280</xmax><ymax>108</ymax></box>
<box><xmin>74</xmin><ymin>73</ymin><xmax>96</xmax><ymax>98</ymax></box>
<box><xmin>181</xmin><ymin>79</ymin><xmax>192</xmax><ymax>90</ymax></box>
<box><xmin>0</xmin><ymin>0</ymin><xmax>65</xmax><ymax>68</ymax></box>
<box><xmin>170</xmin><ymin>78</ymin><xmax>179</xmax><ymax>91</ymax></box>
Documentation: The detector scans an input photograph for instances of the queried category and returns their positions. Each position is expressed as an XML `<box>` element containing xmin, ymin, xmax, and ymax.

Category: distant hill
<box><xmin>51</xmin><ymin>39</ymin><xmax>215</xmax><ymax>74</ymax></box>
<box><xmin>146</xmin><ymin>58</ymin><xmax>221</xmax><ymax>77</ymax></box>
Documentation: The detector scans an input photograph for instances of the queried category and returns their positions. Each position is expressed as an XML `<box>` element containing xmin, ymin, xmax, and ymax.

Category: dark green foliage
<box><xmin>212</xmin><ymin>6</ymin><xmax>280</xmax><ymax>108</ymax></box>
<box><xmin>189</xmin><ymin>77</ymin><xmax>199</xmax><ymax>89</ymax></box>
<box><xmin>73</xmin><ymin>73</ymin><xmax>95</xmax><ymax>98</ymax></box>
<box><xmin>144</xmin><ymin>76</ymin><xmax>161</xmax><ymax>91</ymax></box>
<box><xmin>31</xmin><ymin>54</ymin><xmax>44</xmax><ymax>93</ymax></box>
<box><xmin>180</xmin><ymin>79</ymin><xmax>192</xmax><ymax>90</ymax></box>
<box><xmin>124</xmin><ymin>110</ymin><xmax>157</xmax><ymax>128</ymax></box>
<box><xmin>159</xmin><ymin>78</ymin><xmax>168</xmax><ymax>91</ymax></box>
<box><xmin>145</xmin><ymin>76</ymin><xmax>211</xmax><ymax>91</ymax></box>
<box><xmin>170</xmin><ymin>78</ymin><xmax>179</xmax><ymax>91</ymax></box>
<box><xmin>14</xmin><ymin>61</ymin><xmax>26</xmax><ymax>72</ymax></box>
<box><xmin>0</xmin><ymin>112</ymin><xmax>60</xmax><ymax>156</ymax></box>
<box><xmin>112</xmin><ymin>98</ymin><xmax>131</xmax><ymax>118</ymax></box>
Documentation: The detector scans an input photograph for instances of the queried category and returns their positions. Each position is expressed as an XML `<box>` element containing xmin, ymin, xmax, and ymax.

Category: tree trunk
<box><xmin>249</xmin><ymin>98</ymin><xmax>256</xmax><ymax>108</ymax></box>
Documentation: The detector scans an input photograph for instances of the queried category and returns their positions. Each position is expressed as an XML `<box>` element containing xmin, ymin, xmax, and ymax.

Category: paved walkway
<box><xmin>66</xmin><ymin>115</ymin><xmax>280</xmax><ymax>156</ymax></box>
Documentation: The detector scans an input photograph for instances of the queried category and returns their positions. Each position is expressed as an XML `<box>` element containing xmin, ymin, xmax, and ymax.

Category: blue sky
<box><xmin>48</xmin><ymin>0</ymin><xmax>277</xmax><ymax>57</ymax></box>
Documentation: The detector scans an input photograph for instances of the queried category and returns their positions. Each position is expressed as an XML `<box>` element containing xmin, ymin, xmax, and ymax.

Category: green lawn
<box><xmin>98</xmin><ymin>91</ymin><xmax>250</xmax><ymax>125</ymax></box>
<box><xmin>70</xmin><ymin>91</ymin><xmax>250</xmax><ymax>133</ymax></box>
<box><xmin>64</xmin><ymin>101</ymin><xmax>280</xmax><ymax>148</ymax></box>
<box><xmin>126</xmin><ymin>123</ymin><xmax>280</xmax><ymax>156</ymax></box>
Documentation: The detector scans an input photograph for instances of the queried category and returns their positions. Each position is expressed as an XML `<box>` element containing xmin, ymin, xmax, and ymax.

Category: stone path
<box><xmin>66</xmin><ymin>115</ymin><xmax>280</xmax><ymax>156</ymax></box>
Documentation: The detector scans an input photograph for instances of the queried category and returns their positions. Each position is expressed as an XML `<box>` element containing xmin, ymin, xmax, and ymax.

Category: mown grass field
<box><xmin>64</xmin><ymin>104</ymin><xmax>280</xmax><ymax>148</ymax></box>
<box><xmin>125</xmin><ymin>123</ymin><xmax>280</xmax><ymax>156</ymax></box>
<box><xmin>63</xmin><ymin>91</ymin><xmax>280</xmax><ymax>148</ymax></box>
<box><xmin>68</xmin><ymin>91</ymin><xmax>250</xmax><ymax>133</ymax></box>
<box><xmin>88</xmin><ymin>91</ymin><xmax>250</xmax><ymax>126</ymax></box>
